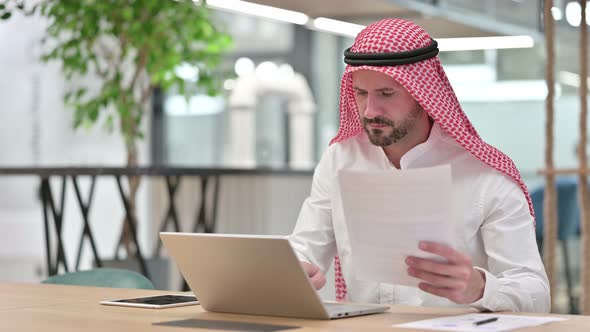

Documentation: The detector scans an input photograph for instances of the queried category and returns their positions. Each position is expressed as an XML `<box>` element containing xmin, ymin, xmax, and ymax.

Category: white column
<box><xmin>226</xmin><ymin>75</ymin><xmax>258</xmax><ymax>167</ymax></box>
<box><xmin>226</xmin><ymin>107</ymin><xmax>257</xmax><ymax>167</ymax></box>
<box><xmin>288</xmin><ymin>105</ymin><xmax>315</xmax><ymax>169</ymax></box>
<box><xmin>287</xmin><ymin>73</ymin><xmax>316</xmax><ymax>169</ymax></box>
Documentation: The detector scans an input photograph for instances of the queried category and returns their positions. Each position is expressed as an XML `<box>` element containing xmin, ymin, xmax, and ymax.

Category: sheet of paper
<box><xmin>392</xmin><ymin>313</ymin><xmax>566</xmax><ymax>332</ymax></box>
<box><xmin>337</xmin><ymin>165</ymin><xmax>454</xmax><ymax>287</ymax></box>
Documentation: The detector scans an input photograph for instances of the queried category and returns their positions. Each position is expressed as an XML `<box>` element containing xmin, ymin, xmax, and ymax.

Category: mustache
<box><xmin>363</xmin><ymin>117</ymin><xmax>395</xmax><ymax>126</ymax></box>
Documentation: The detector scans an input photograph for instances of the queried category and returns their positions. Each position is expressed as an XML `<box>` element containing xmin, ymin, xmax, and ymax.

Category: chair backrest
<box><xmin>530</xmin><ymin>177</ymin><xmax>580</xmax><ymax>241</ymax></box>
<box><xmin>42</xmin><ymin>268</ymin><xmax>155</xmax><ymax>290</ymax></box>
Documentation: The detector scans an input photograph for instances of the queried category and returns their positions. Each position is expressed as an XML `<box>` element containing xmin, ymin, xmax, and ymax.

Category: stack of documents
<box><xmin>337</xmin><ymin>165</ymin><xmax>454</xmax><ymax>287</ymax></box>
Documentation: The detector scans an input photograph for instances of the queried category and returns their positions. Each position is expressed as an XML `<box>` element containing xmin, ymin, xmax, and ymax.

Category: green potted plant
<box><xmin>1</xmin><ymin>0</ymin><xmax>232</xmax><ymax>273</ymax></box>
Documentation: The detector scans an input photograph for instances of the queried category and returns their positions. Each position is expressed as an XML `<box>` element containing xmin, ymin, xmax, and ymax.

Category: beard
<box><xmin>362</xmin><ymin>103</ymin><xmax>424</xmax><ymax>146</ymax></box>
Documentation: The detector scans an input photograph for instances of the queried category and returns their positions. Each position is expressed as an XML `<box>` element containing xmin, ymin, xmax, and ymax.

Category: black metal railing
<box><xmin>0</xmin><ymin>166</ymin><xmax>313</xmax><ymax>284</ymax></box>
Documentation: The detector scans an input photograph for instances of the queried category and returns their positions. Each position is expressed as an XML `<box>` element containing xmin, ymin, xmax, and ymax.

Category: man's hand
<box><xmin>300</xmin><ymin>261</ymin><xmax>326</xmax><ymax>290</ymax></box>
<box><xmin>405</xmin><ymin>241</ymin><xmax>486</xmax><ymax>304</ymax></box>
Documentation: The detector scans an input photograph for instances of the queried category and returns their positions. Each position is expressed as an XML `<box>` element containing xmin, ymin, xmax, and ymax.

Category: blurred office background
<box><xmin>0</xmin><ymin>0</ymin><xmax>588</xmax><ymax>313</ymax></box>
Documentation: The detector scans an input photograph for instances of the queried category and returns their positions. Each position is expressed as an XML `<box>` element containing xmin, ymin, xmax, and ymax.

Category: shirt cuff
<box><xmin>469</xmin><ymin>267</ymin><xmax>499</xmax><ymax>311</ymax></box>
<box><xmin>288</xmin><ymin>236</ymin><xmax>312</xmax><ymax>263</ymax></box>
<box><xmin>291</xmin><ymin>245</ymin><xmax>312</xmax><ymax>264</ymax></box>
<box><xmin>295</xmin><ymin>253</ymin><xmax>311</xmax><ymax>263</ymax></box>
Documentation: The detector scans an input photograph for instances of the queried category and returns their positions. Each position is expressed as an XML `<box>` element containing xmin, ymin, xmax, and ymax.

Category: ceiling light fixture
<box><xmin>565</xmin><ymin>1</ymin><xmax>590</xmax><ymax>27</ymax></box>
<box><xmin>559</xmin><ymin>71</ymin><xmax>590</xmax><ymax>90</ymax></box>
<box><xmin>311</xmin><ymin>17</ymin><xmax>365</xmax><ymax>37</ymax></box>
<box><xmin>207</xmin><ymin>0</ymin><xmax>309</xmax><ymax>25</ymax></box>
<box><xmin>437</xmin><ymin>35</ymin><xmax>535</xmax><ymax>51</ymax></box>
<box><xmin>551</xmin><ymin>6</ymin><xmax>563</xmax><ymax>21</ymax></box>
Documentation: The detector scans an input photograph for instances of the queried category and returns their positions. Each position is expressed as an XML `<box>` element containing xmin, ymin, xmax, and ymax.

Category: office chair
<box><xmin>530</xmin><ymin>177</ymin><xmax>581</xmax><ymax>314</ymax></box>
<box><xmin>42</xmin><ymin>268</ymin><xmax>155</xmax><ymax>290</ymax></box>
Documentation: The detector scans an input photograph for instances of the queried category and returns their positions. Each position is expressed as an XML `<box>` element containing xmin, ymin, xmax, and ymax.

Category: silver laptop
<box><xmin>160</xmin><ymin>232</ymin><xmax>389</xmax><ymax>319</ymax></box>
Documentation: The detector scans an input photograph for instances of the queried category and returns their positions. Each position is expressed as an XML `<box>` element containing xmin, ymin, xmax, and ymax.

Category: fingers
<box><xmin>300</xmin><ymin>261</ymin><xmax>319</xmax><ymax>277</ymax></box>
<box><xmin>418</xmin><ymin>241</ymin><xmax>472</xmax><ymax>266</ymax></box>
<box><xmin>405</xmin><ymin>242</ymin><xmax>484</xmax><ymax>304</ymax></box>
<box><xmin>300</xmin><ymin>261</ymin><xmax>326</xmax><ymax>290</ymax></box>
<box><xmin>405</xmin><ymin>256</ymin><xmax>472</xmax><ymax>281</ymax></box>
<box><xmin>310</xmin><ymin>271</ymin><xmax>327</xmax><ymax>290</ymax></box>
<box><xmin>407</xmin><ymin>268</ymin><xmax>467</xmax><ymax>291</ymax></box>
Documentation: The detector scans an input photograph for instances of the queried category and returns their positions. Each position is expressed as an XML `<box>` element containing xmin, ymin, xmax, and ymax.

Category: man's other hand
<box><xmin>405</xmin><ymin>241</ymin><xmax>486</xmax><ymax>304</ymax></box>
<box><xmin>300</xmin><ymin>261</ymin><xmax>326</xmax><ymax>290</ymax></box>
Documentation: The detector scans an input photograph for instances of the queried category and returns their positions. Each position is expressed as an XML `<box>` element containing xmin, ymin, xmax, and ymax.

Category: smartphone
<box><xmin>100</xmin><ymin>294</ymin><xmax>199</xmax><ymax>309</ymax></box>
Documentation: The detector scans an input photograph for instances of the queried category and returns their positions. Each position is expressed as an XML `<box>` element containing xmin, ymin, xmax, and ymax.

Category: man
<box><xmin>289</xmin><ymin>18</ymin><xmax>550</xmax><ymax>312</ymax></box>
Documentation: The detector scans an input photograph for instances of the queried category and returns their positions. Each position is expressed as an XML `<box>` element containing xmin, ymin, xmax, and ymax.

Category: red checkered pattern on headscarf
<box><xmin>330</xmin><ymin>18</ymin><xmax>534</xmax><ymax>302</ymax></box>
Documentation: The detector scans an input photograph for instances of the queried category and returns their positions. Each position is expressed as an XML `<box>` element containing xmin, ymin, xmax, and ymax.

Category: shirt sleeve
<box><xmin>470</xmin><ymin>175</ymin><xmax>550</xmax><ymax>313</ymax></box>
<box><xmin>288</xmin><ymin>147</ymin><xmax>337</xmax><ymax>274</ymax></box>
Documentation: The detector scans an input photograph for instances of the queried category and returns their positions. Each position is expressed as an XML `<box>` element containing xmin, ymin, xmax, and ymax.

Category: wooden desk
<box><xmin>2</xmin><ymin>283</ymin><xmax>587</xmax><ymax>331</ymax></box>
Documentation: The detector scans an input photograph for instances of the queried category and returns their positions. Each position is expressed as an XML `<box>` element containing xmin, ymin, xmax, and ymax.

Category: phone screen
<box><xmin>112</xmin><ymin>295</ymin><xmax>197</xmax><ymax>305</ymax></box>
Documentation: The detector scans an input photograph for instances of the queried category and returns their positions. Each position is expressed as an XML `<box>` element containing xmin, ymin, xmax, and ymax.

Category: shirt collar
<box><xmin>399</xmin><ymin>121</ymin><xmax>443</xmax><ymax>169</ymax></box>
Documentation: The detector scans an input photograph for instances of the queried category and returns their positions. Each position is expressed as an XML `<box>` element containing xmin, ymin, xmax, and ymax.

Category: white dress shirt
<box><xmin>289</xmin><ymin>122</ymin><xmax>550</xmax><ymax>313</ymax></box>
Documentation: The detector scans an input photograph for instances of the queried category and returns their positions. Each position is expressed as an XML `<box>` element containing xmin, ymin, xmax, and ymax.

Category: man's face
<box><xmin>352</xmin><ymin>70</ymin><xmax>426</xmax><ymax>146</ymax></box>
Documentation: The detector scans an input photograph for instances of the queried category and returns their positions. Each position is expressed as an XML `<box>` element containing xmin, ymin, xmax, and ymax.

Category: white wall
<box><xmin>463</xmin><ymin>95</ymin><xmax>585</xmax><ymax>191</ymax></box>
<box><xmin>0</xmin><ymin>12</ymin><xmax>55</xmax><ymax>280</ymax></box>
<box><xmin>0</xmin><ymin>13</ymin><xmax>152</xmax><ymax>281</ymax></box>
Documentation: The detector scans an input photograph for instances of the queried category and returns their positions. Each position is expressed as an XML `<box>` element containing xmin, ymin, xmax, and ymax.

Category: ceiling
<box><xmin>248</xmin><ymin>0</ymin><xmax>413</xmax><ymax>19</ymax></box>
<box><xmin>234</xmin><ymin>1</ymin><xmax>589</xmax><ymax>92</ymax></box>
<box><xmin>246</xmin><ymin>0</ymin><xmax>499</xmax><ymax>38</ymax></box>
